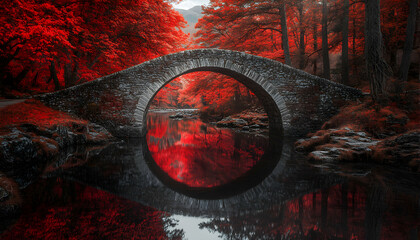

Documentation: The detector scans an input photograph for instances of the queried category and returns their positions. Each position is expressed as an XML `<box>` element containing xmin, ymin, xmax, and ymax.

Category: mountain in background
<box><xmin>176</xmin><ymin>6</ymin><xmax>203</xmax><ymax>36</ymax></box>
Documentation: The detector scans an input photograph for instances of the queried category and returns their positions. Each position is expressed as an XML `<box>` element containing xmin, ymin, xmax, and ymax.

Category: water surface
<box><xmin>1</xmin><ymin>110</ymin><xmax>419</xmax><ymax>239</ymax></box>
<box><xmin>146</xmin><ymin>110</ymin><xmax>270</xmax><ymax>188</ymax></box>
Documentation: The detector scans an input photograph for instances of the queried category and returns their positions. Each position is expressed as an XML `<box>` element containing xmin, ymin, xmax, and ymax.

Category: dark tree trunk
<box><xmin>365</xmin><ymin>0</ymin><xmax>391</xmax><ymax>102</ymax></box>
<box><xmin>342</xmin><ymin>0</ymin><xmax>350</xmax><ymax>85</ymax></box>
<box><xmin>341</xmin><ymin>183</ymin><xmax>349</xmax><ymax>240</ymax></box>
<box><xmin>321</xmin><ymin>188</ymin><xmax>329</xmax><ymax>232</ymax></box>
<box><xmin>398</xmin><ymin>0</ymin><xmax>418</xmax><ymax>83</ymax></box>
<box><xmin>279</xmin><ymin>2</ymin><xmax>292</xmax><ymax>66</ymax></box>
<box><xmin>31</xmin><ymin>71</ymin><xmax>39</xmax><ymax>88</ymax></box>
<box><xmin>365</xmin><ymin>185</ymin><xmax>387</xmax><ymax>240</ymax></box>
<box><xmin>313</xmin><ymin>14</ymin><xmax>318</xmax><ymax>75</ymax></box>
<box><xmin>298</xmin><ymin>1</ymin><xmax>306</xmax><ymax>70</ymax></box>
<box><xmin>352</xmin><ymin>16</ymin><xmax>358</xmax><ymax>77</ymax></box>
<box><xmin>14</xmin><ymin>68</ymin><xmax>29</xmax><ymax>87</ymax></box>
<box><xmin>49</xmin><ymin>61</ymin><xmax>61</xmax><ymax>91</ymax></box>
<box><xmin>298</xmin><ymin>196</ymin><xmax>304</xmax><ymax>232</ymax></box>
<box><xmin>322</xmin><ymin>0</ymin><xmax>331</xmax><ymax>79</ymax></box>
<box><xmin>64</xmin><ymin>63</ymin><xmax>79</xmax><ymax>88</ymax></box>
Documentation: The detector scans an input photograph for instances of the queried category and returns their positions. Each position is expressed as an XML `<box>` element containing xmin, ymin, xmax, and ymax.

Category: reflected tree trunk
<box><xmin>321</xmin><ymin>188</ymin><xmax>329</xmax><ymax>232</ymax></box>
<box><xmin>409</xmin><ymin>227</ymin><xmax>418</xmax><ymax>240</ymax></box>
<box><xmin>352</xmin><ymin>187</ymin><xmax>356</xmax><ymax>217</ymax></box>
<box><xmin>298</xmin><ymin>196</ymin><xmax>304</xmax><ymax>233</ymax></box>
<box><xmin>365</xmin><ymin>185</ymin><xmax>387</xmax><ymax>240</ymax></box>
<box><xmin>341</xmin><ymin>183</ymin><xmax>349</xmax><ymax>240</ymax></box>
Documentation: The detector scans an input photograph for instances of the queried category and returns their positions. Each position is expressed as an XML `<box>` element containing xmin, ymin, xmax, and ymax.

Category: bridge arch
<box><xmin>134</xmin><ymin>52</ymin><xmax>291</xmax><ymax>136</ymax></box>
<box><xmin>36</xmin><ymin>49</ymin><xmax>363</xmax><ymax>137</ymax></box>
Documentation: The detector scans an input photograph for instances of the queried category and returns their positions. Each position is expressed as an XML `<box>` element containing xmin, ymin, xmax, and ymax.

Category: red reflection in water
<box><xmin>0</xmin><ymin>179</ymin><xmax>172</xmax><ymax>240</ymax></box>
<box><xmin>146</xmin><ymin>112</ymin><xmax>268</xmax><ymax>187</ymax></box>
<box><xmin>199</xmin><ymin>183</ymin><xmax>419</xmax><ymax>239</ymax></box>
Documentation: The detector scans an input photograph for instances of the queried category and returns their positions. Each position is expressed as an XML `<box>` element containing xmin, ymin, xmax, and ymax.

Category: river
<box><xmin>1</xmin><ymin>110</ymin><xmax>419</xmax><ymax>239</ymax></box>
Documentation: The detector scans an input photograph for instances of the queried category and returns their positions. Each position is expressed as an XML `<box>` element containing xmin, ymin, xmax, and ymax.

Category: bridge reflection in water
<box><xmin>144</xmin><ymin>110</ymin><xmax>282</xmax><ymax>198</ymax></box>
<box><xmin>1</xmin><ymin>111</ymin><xmax>419</xmax><ymax>239</ymax></box>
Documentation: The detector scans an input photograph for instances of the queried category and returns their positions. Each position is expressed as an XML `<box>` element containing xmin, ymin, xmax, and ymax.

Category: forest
<box><xmin>1</xmin><ymin>0</ymin><xmax>419</xmax><ymax>144</ymax></box>
<box><xmin>0</xmin><ymin>0</ymin><xmax>188</xmax><ymax>95</ymax></box>
<box><xmin>0</xmin><ymin>1</ymin><xmax>419</xmax><ymax>238</ymax></box>
<box><xmin>1</xmin><ymin>0</ymin><xmax>418</xmax><ymax>109</ymax></box>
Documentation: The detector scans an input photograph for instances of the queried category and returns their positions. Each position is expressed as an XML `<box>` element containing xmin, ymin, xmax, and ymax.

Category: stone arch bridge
<box><xmin>36</xmin><ymin>49</ymin><xmax>363</xmax><ymax>137</ymax></box>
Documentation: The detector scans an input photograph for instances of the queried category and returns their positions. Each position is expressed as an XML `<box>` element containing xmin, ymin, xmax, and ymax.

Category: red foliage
<box><xmin>0</xmin><ymin>99</ymin><xmax>86</xmax><ymax>131</ymax></box>
<box><xmin>0</xmin><ymin>0</ymin><xmax>188</xmax><ymax>93</ymax></box>
<box><xmin>0</xmin><ymin>179</ymin><xmax>171</xmax><ymax>239</ymax></box>
<box><xmin>321</xmin><ymin>98</ymin><xmax>418</xmax><ymax>137</ymax></box>
<box><xmin>193</xmin><ymin>0</ymin><xmax>411</xmax><ymax>85</ymax></box>
<box><xmin>150</xmin><ymin>71</ymin><xmax>263</xmax><ymax>117</ymax></box>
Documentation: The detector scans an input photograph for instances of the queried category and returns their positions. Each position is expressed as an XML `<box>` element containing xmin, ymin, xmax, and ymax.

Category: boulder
<box><xmin>297</xmin><ymin>127</ymin><xmax>420</xmax><ymax>171</ymax></box>
<box><xmin>216</xmin><ymin>117</ymin><xmax>248</xmax><ymax>128</ymax></box>
<box><xmin>169</xmin><ymin>113</ymin><xmax>184</xmax><ymax>119</ymax></box>
<box><xmin>0</xmin><ymin>122</ymin><xmax>114</xmax><ymax>187</ymax></box>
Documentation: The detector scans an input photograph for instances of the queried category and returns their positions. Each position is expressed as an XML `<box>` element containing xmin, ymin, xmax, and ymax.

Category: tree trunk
<box><xmin>14</xmin><ymin>68</ymin><xmax>29</xmax><ymax>88</ymax></box>
<box><xmin>365</xmin><ymin>0</ymin><xmax>391</xmax><ymax>101</ymax></box>
<box><xmin>322</xmin><ymin>0</ymin><xmax>331</xmax><ymax>79</ymax></box>
<box><xmin>398</xmin><ymin>0</ymin><xmax>418</xmax><ymax>83</ymax></box>
<box><xmin>298</xmin><ymin>1</ymin><xmax>306</xmax><ymax>70</ymax></box>
<box><xmin>31</xmin><ymin>71</ymin><xmax>39</xmax><ymax>88</ymax></box>
<box><xmin>342</xmin><ymin>0</ymin><xmax>350</xmax><ymax>85</ymax></box>
<box><xmin>64</xmin><ymin>61</ymin><xmax>80</xmax><ymax>88</ymax></box>
<box><xmin>313</xmin><ymin>13</ymin><xmax>318</xmax><ymax>75</ymax></box>
<box><xmin>279</xmin><ymin>2</ymin><xmax>292</xmax><ymax>66</ymax></box>
<box><xmin>49</xmin><ymin>61</ymin><xmax>61</xmax><ymax>91</ymax></box>
<box><xmin>352</xmin><ymin>15</ymin><xmax>358</xmax><ymax>77</ymax></box>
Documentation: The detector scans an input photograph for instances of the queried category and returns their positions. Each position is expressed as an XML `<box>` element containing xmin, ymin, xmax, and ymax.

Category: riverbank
<box><xmin>213</xmin><ymin>108</ymin><xmax>269</xmax><ymax>131</ymax></box>
<box><xmin>296</xmin><ymin>96</ymin><xmax>420</xmax><ymax>172</ymax></box>
<box><xmin>0</xmin><ymin>99</ymin><xmax>114</xmax><ymax>196</ymax></box>
<box><xmin>152</xmin><ymin>107</ymin><xmax>270</xmax><ymax>133</ymax></box>
<box><xmin>0</xmin><ymin>99</ymin><xmax>116</xmax><ymax>225</ymax></box>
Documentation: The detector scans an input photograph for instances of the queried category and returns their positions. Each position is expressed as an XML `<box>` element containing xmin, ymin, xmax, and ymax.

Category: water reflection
<box><xmin>190</xmin><ymin>183</ymin><xmax>419</xmax><ymax>240</ymax></box>
<box><xmin>1</xmin><ymin>178</ymin><xmax>183</xmax><ymax>239</ymax></box>
<box><xmin>1</xmin><ymin>176</ymin><xmax>418</xmax><ymax>239</ymax></box>
<box><xmin>145</xmin><ymin>111</ymin><xmax>278</xmax><ymax>195</ymax></box>
<box><xmin>1</xmin><ymin>111</ymin><xmax>419</xmax><ymax>239</ymax></box>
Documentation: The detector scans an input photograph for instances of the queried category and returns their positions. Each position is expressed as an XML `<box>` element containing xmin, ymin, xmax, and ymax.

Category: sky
<box><xmin>172</xmin><ymin>0</ymin><xmax>210</xmax><ymax>10</ymax></box>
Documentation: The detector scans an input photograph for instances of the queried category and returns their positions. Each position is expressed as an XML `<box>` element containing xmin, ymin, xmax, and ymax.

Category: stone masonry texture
<box><xmin>35</xmin><ymin>49</ymin><xmax>363</xmax><ymax>138</ymax></box>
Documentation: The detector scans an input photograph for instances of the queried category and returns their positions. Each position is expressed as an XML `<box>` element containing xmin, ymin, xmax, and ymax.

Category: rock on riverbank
<box><xmin>296</xmin><ymin>126</ymin><xmax>419</xmax><ymax>172</ymax></box>
<box><xmin>0</xmin><ymin>99</ymin><xmax>114</xmax><ymax>187</ymax></box>
<box><xmin>214</xmin><ymin>109</ymin><xmax>269</xmax><ymax>131</ymax></box>
<box><xmin>295</xmin><ymin>98</ymin><xmax>420</xmax><ymax>172</ymax></box>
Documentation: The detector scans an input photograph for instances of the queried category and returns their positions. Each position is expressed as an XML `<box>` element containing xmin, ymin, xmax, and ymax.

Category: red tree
<box><xmin>0</xmin><ymin>0</ymin><xmax>188</xmax><ymax>94</ymax></box>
